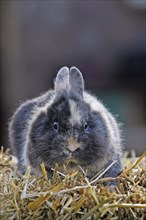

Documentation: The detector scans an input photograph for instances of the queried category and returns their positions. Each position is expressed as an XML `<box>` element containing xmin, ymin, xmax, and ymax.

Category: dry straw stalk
<box><xmin>0</xmin><ymin>147</ymin><xmax>146</xmax><ymax>219</ymax></box>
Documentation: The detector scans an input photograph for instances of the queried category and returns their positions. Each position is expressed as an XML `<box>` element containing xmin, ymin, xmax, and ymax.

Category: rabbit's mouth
<box><xmin>65</xmin><ymin>153</ymin><xmax>78</xmax><ymax>164</ymax></box>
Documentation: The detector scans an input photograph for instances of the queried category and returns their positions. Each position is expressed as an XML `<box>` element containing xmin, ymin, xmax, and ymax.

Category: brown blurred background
<box><xmin>0</xmin><ymin>1</ymin><xmax>146</xmax><ymax>155</ymax></box>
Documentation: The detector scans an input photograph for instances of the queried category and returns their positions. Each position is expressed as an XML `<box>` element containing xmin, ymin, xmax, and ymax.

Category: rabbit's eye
<box><xmin>84</xmin><ymin>122</ymin><xmax>88</xmax><ymax>130</ymax></box>
<box><xmin>53</xmin><ymin>122</ymin><xmax>59</xmax><ymax>131</ymax></box>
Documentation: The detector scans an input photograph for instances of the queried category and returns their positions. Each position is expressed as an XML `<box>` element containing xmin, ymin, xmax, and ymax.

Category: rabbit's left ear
<box><xmin>69</xmin><ymin>67</ymin><xmax>84</xmax><ymax>97</ymax></box>
<box><xmin>54</xmin><ymin>67</ymin><xmax>69</xmax><ymax>93</ymax></box>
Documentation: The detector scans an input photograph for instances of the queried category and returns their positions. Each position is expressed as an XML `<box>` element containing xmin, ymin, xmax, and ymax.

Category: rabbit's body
<box><xmin>9</xmin><ymin>67</ymin><xmax>123</xmax><ymax>178</ymax></box>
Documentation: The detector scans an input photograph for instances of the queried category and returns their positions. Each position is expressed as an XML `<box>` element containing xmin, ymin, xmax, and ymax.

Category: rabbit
<box><xmin>9</xmin><ymin>66</ymin><xmax>123</xmax><ymax>179</ymax></box>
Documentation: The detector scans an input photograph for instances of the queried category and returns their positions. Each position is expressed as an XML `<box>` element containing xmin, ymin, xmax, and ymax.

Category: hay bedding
<box><xmin>0</xmin><ymin>147</ymin><xmax>146</xmax><ymax>220</ymax></box>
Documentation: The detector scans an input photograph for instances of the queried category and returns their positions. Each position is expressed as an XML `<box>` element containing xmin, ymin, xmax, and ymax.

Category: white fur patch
<box><xmin>69</xmin><ymin>100</ymin><xmax>81</xmax><ymax>126</ymax></box>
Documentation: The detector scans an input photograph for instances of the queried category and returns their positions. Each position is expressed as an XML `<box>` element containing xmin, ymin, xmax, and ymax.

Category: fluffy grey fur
<box><xmin>9</xmin><ymin>66</ymin><xmax>123</xmax><ymax>178</ymax></box>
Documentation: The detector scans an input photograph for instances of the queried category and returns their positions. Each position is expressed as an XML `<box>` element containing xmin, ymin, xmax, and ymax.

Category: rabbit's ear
<box><xmin>69</xmin><ymin>67</ymin><xmax>84</xmax><ymax>97</ymax></box>
<box><xmin>54</xmin><ymin>67</ymin><xmax>69</xmax><ymax>93</ymax></box>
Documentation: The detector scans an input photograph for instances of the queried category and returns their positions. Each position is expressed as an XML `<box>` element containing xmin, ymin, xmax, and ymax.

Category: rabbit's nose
<box><xmin>66</xmin><ymin>138</ymin><xmax>80</xmax><ymax>152</ymax></box>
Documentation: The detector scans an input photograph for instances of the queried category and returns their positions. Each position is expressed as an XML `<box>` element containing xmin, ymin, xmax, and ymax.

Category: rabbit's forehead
<box><xmin>69</xmin><ymin>99</ymin><xmax>82</xmax><ymax>126</ymax></box>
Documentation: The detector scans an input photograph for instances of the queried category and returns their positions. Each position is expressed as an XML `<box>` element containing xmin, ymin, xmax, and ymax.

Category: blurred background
<box><xmin>0</xmin><ymin>1</ymin><xmax>146</xmax><ymax>155</ymax></box>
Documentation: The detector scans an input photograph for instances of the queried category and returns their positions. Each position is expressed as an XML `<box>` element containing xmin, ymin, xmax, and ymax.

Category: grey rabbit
<box><xmin>9</xmin><ymin>67</ymin><xmax>123</xmax><ymax>178</ymax></box>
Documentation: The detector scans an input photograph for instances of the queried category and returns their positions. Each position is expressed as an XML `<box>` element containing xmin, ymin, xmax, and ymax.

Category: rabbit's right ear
<box><xmin>69</xmin><ymin>67</ymin><xmax>84</xmax><ymax>97</ymax></box>
<box><xmin>54</xmin><ymin>67</ymin><xmax>69</xmax><ymax>94</ymax></box>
